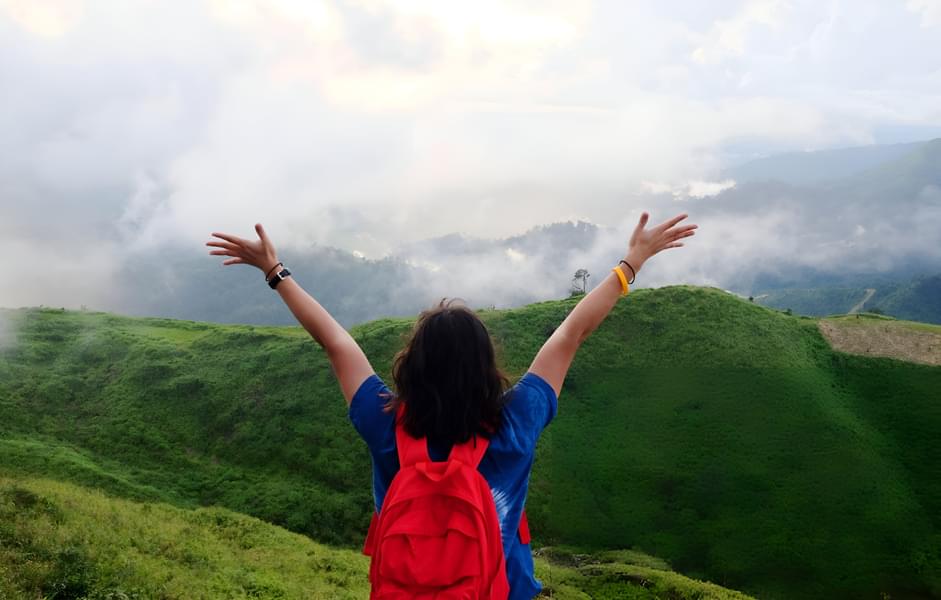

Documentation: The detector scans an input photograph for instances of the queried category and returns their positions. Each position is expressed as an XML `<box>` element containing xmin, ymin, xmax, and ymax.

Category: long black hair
<box><xmin>389</xmin><ymin>299</ymin><xmax>509</xmax><ymax>446</ymax></box>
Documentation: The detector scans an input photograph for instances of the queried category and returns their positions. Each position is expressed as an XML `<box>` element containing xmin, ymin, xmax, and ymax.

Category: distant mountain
<box><xmin>723</xmin><ymin>140</ymin><xmax>930</xmax><ymax>186</ymax></box>
<box><xmin>867</xmin><ymin>274</ymin><xmax>941</xmax><ymax>323</ymax></box>
<box><xmin>753</xmin><ymin>274</ymin><xmax>941</xmax><ymax>324</ymax></box>
<box><xmin>839</xmin><ymin>137</ymin><xmax>941</xmax><ymax>197</ymax></box>
<box><xmin>703</xmin><ymin>139</ymin><xmax>941</xmax><ymax>293</ymax></box>
<box><xmin>13</xmin><ymin>141</ymin><xmax>939</xmax><ymax>328</ymax></box>
<box><xmin>107</xmin><ymin>244</ymin><xmax>429</xmax><ymax>328</ymax></box>
<box><xmin>99</xmin><ymin>221</ymin><xmax>605</xmax><ymax>328</ymax></box>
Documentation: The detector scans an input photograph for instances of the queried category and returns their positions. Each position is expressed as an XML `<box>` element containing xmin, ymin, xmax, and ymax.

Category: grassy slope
<box><xmin>0</xmin><ymin>476</ymin><xmax>752</xmax><ymax>600</ymax></box>
<box><xmin>1</xmin><ymin>286</ymin><xmax>940</xmax><ymax>599</ymax></box>
<box><xmin>508</xmin><ymin>289</ymin><xmax>941</xmax><ymax>599</ymax></box>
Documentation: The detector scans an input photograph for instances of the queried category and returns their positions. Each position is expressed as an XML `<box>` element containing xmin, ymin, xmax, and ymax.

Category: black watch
<box><xmin>267</xmin><ymin>267</ymin><xmax>292</xmax><ymax>289</ymax></box>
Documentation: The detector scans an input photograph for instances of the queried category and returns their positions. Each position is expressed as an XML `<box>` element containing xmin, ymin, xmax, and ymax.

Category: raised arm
<box><xmin>206</xmin><ymin>223</ymin><xmax>374</xmax><ymax>405</ymax></box>
<box><xmin>529</xmin><ymin>212</ymin><xmax>696</xmax><ymax>397</ymax></box>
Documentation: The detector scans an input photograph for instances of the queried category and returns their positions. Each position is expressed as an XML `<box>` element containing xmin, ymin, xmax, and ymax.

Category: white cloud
<box><xmin>907</xmin><ymin>0</ymin><xmax>941</xmax><ymax>27</ymax></box>
<box><xmin>640</xmin><ymin>179</ymin><xmax>736</xmax><ymax>199</ymax></box>
<box><xmin>688</xmin><ymin>180</ymin><xmax>737</xmax><ymax>198</ymax></box>
<box><xmin>2</xmin><ymin>0</ymin><xmax>941</xmax><ymax>310</ymax></box>
<box><xmin>642</xmin><ymin>181</ymin><xmax>675</xmax><ymax>195</ymax></box>
<box><xmin>0</xmin><ymin>0</ymin><xmax>84</xmax><ymax>36</ymax></box>
<box><xmin>691</xmin><ymin>0</ymin><xmax>790</xmax><ymax>64</ymax></box>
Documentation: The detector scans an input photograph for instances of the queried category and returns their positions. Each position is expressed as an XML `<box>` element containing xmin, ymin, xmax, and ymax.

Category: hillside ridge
<box><xmin>2</xmin><ymin>285</ymin><xmax>939</xmax><ymax>599</ymax></box>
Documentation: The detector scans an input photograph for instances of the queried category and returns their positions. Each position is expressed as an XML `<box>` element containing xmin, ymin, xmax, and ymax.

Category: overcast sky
<box><xmin>2</xmin><ymin>0</ymin><xmax>940</xmax><ymax>310</ymax></box>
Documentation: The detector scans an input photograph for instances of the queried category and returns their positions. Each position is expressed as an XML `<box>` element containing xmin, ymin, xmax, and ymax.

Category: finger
<box><xmin>633</xmin><ymin>211</ymin><xmax>649</xmax><ymax>235</ymax></box>
<box><xmin>209</xmin><ymin>249</ymin><xmax>238</xmax><ymax>257</ymax></box>
<box><xmin>211</xmin><ymin>232</ymin><xmax>247</xmax><ymax>246</ymax></box>
<box><xmin>255</xmin><ymin>223</ymin><xmax>271</xmax><ymax>245</ymax></box>
<box><xmin>205</xmin><ymin>240</ymin><xmax>239</xmax><ymax>250</ymax></box>
<box><xmin>667</xmin><ymin>229</ymin><xmax>697</xmax><ymax>242</ymax></box>
<box><xmin>222</xmin><ymin>257</ymin><xmax>244</xmax><ymax>265</ymax></box>
<box><xmin>656</xmin><ymin>213</ymin><xmax>689</xmax><ymax>233</ymax></box>
<box><xmin>653</xmin><ymin>243</ymin><xmax>683</xmax><ymax>255</ymax></box>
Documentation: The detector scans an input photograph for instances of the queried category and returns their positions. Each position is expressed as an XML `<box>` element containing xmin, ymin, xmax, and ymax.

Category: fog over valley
<box><xmin>2</xmin><ymin>0</ymin><xmax>941</xmax><ymax>323</ymax></box>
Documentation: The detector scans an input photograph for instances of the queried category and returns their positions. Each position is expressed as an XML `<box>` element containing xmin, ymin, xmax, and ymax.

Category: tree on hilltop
<box><xmin>572</xmin><ymin>269</ymin><xmax>590</xmax><ymax>295</ymax></box>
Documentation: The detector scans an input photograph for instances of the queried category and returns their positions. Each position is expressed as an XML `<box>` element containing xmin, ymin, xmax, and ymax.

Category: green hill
<box><xmin>1</xmin><ymin>476</ymin><xmax>752</xmax><ymax>599</ymax></box>
<box><xmin>1</xmin><ymin>286</ymin><xmax>940</xmax><ymax>599</ymax></box>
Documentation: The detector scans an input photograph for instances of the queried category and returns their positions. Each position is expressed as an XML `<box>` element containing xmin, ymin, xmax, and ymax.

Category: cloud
<box><xmin>643</xmin><ymin>179</ymin><xmax>737</xmax><ymax>199</ymax></box>
<box><xmin>2</xmin><ymin>1</ymin><xmax>941</xmax><ymax>313</ymax></box>
<box><xmin>907</xmin><ymin>0</ymin><xmax>941</xmax><ymax>27</ymax></box>
<box><xmin>0</xmin><ymin>0</ymin><xmax>83</xmax><ymax>37</ymax></box>
<box><xmin>691</xmin><ymin>0</ymin><xmax>790</xmax><ymax>64</ymax></box>
<box><xmin>688</xmin><ymin>180</ymin><xmax>737</xmax><ymax>198</ymax></box>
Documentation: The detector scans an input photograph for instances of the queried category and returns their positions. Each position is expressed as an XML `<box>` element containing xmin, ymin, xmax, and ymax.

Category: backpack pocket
<box><xmin>379</xmin><ymin>496</ymin><xmax>482</xmax><ymax>588</ymax></box>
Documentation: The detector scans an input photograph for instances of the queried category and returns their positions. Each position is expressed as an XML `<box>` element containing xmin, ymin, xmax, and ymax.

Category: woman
<box><xmin>206</xmin><ymin>211</ymin><xmax>696</xmax><ymax>599</ymax></box>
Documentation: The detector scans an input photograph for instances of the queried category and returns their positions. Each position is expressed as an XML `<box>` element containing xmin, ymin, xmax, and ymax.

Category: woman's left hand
<box><xmin>206</xmin><ymin>223</ymin><xmax>280</xmax><ymax>275</ymax></box>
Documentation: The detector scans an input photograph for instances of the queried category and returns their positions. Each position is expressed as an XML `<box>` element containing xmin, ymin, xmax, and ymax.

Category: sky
<box><xmin>2</xmin><ymin>0</ymin><xmax>941</xmax><ymax>311</ymax></box>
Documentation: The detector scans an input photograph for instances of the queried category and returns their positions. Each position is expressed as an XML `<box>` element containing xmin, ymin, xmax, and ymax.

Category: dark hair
<box><xmin>389</xmin><ymin>298</ymin><xmax>509</xmax><ymax>446</ymax></box>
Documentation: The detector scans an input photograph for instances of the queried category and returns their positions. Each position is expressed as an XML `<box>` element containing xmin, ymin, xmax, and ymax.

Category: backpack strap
<box><xmin>395</xmin><ymin>403</ymin><xmax>491</xmax><ymax>468</ymax></box>
<box><xmin>448</xmin><ymin>434</ymin><xmax>490</xmax><ymax>468</ymax></box>
<box><xmin>395</xmin><ymin>405</ymin><xmax>431</xmax><ymax>468</ymax></box>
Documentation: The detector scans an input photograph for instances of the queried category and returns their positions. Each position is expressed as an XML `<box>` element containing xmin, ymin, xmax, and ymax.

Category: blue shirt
<box><xmin>349</xmin><ymin>371</ymin><xmax>557</xmax><ymax>600</ymax></box>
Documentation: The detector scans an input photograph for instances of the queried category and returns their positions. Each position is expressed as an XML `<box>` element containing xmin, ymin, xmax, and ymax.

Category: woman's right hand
<box><xmin>624</xmin><ymin>212</ymin><xmax>697</xmax><ymax>272</ymax></box>
<box><xmin>206</xmin><ymin>223</ymin><xmax>281</xmax><ymax>275</ymax></box>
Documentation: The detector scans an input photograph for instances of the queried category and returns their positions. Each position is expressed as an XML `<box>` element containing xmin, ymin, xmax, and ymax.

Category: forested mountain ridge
<box><xmin>9</xmin><ymin>140</ymin><xmax>940</xmax><ymax>328</ymax></box>
<box><xmin>722</xmin><ymin>139</ymin><xmax>930</xmax><ymax>186</ymax></box>
<box><xmin>755</xmin><ymin>273</ymin><xmax>941</xmax><ymax>323</ymax></box>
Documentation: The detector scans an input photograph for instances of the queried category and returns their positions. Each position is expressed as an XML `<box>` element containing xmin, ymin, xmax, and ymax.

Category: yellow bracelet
<box><xmin>611</xmin><ymin>266</ymin><xmax>629</xmax><ymax>296</ymax></box>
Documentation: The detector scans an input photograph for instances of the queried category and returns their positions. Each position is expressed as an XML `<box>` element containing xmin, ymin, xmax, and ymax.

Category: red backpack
<box><xmin>362</xmin><ymin>407</ymin><xmax>516</xmax><ymax>599</ymax></box>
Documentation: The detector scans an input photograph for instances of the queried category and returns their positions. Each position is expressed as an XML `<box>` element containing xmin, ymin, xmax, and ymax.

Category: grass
<box><xmin>1</xmin><ymin>286</ymin><xmax>940</xmax><ymax>599</ymax></box>
<box><xmin>0</xmin><ymin>476</ymin><xmax>753</xmax><ymax>599</ymax></box>
<box><xmin>0</xmin><ymin>476</ymin><xmax>372</xmax><ymax>599</ymax></box>
<box><xmin>826</xmin><ymin>312</ymin><xmax>941</xmax><ymax>333</ymax></box>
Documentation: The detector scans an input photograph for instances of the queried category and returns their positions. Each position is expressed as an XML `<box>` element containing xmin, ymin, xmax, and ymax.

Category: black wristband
<box><xmin>268</xmin><ymin>267</ymin><xmax>291</xmax><ymax>289</ymax></box>
<box><xmin>265</xmin><ymin>262</ymin><xmax>283</xmax><ymax>281</ymax></box>
<box><xmin>618</xmin><ymin>260</ymin><xmax>636</xmax><ymax>284</ymax></box>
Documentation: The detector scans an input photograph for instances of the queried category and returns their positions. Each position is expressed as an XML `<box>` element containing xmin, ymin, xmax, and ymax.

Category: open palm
<box><xmin>206</xmin><ymin>223</ymin><xmax>280</xmax><ymax>275</ymax></box>
<box><xmin>627</xmin><ymin>212</ymin><xmax>697</xmax><ymax>267</ymax></box>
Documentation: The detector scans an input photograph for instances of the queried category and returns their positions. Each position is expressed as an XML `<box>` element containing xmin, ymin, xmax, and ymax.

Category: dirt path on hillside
<box><xmin>848</xmin><ymin>288</ymin><xmax>876</xmax><ymax>314</ymax></box>
<box><xmin>818</xmin><ymin>319</ymin><xmax>941</xmax><ymax>366</ymax></box>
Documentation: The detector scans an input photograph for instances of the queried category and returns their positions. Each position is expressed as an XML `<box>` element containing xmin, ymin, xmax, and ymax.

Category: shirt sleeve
<box><xmin>348</xmin><ymin>373</ymin><xmax>396</xmax><ymax>454</ymax></box>
<box><xmin>501</xmin><ymin>371</ymin><xmax>558</xmax><ymax>451</ymax></box>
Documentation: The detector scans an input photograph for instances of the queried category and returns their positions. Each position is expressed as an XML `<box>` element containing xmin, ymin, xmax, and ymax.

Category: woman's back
<box><xmin>350</xmin><ymin>371</ymin><xmax>557</xmax><ymax>600</ymax></box>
